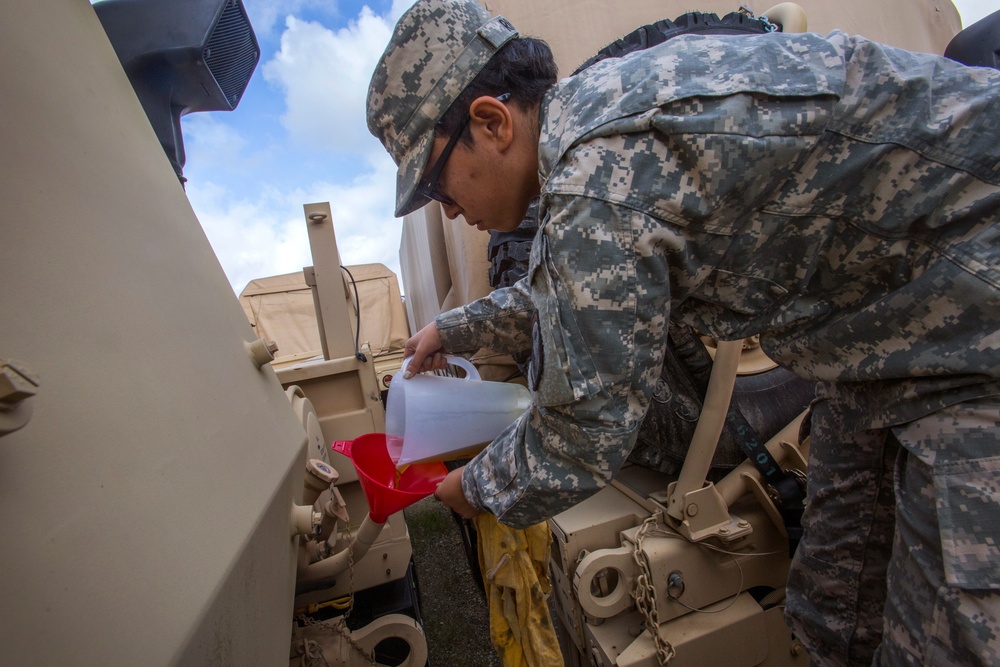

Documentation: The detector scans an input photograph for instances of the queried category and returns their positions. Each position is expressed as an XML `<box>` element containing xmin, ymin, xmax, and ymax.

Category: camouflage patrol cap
<box><xmin>367</xmin><ymin>0</ymin><xmax>518</xmax><ymax>217</ymax></box>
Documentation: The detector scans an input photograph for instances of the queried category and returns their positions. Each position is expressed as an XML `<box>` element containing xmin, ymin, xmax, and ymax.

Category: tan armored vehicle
<box><xmin>1</xmin><ymin>0</ymin><xmax>986</xmax><ymax>665</ymax></box>
<box><xmin>2</xmin><ymin>1</ymin><xmax>427</xmax><ymax>664</ymax></box>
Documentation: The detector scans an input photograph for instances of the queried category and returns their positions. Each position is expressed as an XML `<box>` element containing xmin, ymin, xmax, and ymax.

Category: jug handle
<box><xmin>443</xmin><ymin>355</ymin><xmax>480</xmax><ymax>380</ymax></box>
<box><xmin>400</xmin><ymin>354</ymin><xmax>480</xmax><ymax>380</ymax></box>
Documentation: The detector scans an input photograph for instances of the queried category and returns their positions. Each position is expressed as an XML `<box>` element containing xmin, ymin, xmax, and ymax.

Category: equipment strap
<box><xmin>726</xmin><ymin>405</ymin><xmax>805</xmax><ymax>556</ymax></box>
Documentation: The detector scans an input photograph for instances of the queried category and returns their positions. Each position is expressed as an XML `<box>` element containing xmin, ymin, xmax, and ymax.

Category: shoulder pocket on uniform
<box><xmin>527</xmin><ymin>233</ymin><xmax>604</xmax><ymax>408</ymax></box>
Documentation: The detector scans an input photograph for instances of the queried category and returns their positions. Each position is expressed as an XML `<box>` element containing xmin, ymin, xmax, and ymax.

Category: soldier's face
<box><xmin>423</xmin><ymin>133</ymin><xmax>527</xmax><ymax>233</ymax></box>
<box><xmin>421</xmin><ymin>95</ymin><xmax>538</xmax><ymax>233</ymax></box>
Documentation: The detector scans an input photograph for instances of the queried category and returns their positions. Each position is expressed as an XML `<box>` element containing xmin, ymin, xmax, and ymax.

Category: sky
<box><xmin>130</xmin><ymin>0</ymin><xmax>997</xmax><ymax>295</ymax></box>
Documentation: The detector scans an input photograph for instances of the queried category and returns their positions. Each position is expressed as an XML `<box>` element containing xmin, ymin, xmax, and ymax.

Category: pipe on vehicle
<box><xmin>296</xmin><ymin>514</ymin><xmax>385</xmax><ymax>593</ymax></box>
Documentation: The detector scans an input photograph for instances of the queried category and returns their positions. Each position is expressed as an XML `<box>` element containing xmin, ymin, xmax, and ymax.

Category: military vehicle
<box><xmin>2</xmin><ymin>1</ymin><xmax>426</xmax><ymax>664</ymax></box>
<box><xmin>2</xmin><ymin>0</ymin><xmax>992</xmax><ymax>665</ymax></box>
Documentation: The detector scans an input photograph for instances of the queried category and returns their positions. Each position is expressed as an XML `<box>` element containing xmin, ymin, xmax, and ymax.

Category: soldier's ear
<box><xmin>469</xmin><ymin>96</ymin><xmax>514</xmax><ymax>151</ymax></box>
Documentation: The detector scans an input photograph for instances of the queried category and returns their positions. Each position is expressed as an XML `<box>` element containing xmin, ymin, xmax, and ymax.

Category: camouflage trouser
<box><xmin>786</xmin><ymin>397</ymin><xmax>1000</xmax><ymax>666</ymax></box>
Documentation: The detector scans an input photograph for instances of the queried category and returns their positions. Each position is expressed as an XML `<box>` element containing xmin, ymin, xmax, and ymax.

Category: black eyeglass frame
<box><xmin>416</xmin><ymin>93</ymin><xmax>511</xmax><ymax>207</ymax></box>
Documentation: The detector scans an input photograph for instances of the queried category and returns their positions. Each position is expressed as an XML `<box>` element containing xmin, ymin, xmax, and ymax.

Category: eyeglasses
<box><xmin>416</xmin><ymin>93</ymin><xmax>511</xmax><ymax>207</ymax></box>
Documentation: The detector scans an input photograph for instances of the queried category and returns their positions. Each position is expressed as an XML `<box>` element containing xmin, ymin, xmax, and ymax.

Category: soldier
<box><xmin>366</xmin><ymin>0</ymin><xmax>1000</xmax><ymax>664</ymax></box>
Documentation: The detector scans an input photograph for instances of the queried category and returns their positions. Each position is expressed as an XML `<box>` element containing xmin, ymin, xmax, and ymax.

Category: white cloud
<box><xmin>182</xmin><ymin>4</ymin><xmax>408</xmax><ymax>294</ymax></box>
<box><xmin>242</xmin><ymin>0</ymin><xmax>337</xmax><ymax>38</ymax></box>
<box><xmin>187</xmin><ymin>151</ymin><xmax>399</xmax><ymax>294</ymax></box>
<box><xmin>181</xmin><ymin>114</ymin><xmax>257</xmax><ymax>172</ymax></box>
<box><xmin>262</xmin><ymin>8</ymin><xmax>392</xmax><ymax>155</ymax></box>
<box><xmin>186</xmin><ymin>181</ymin><xmax>311</xmax><ymax>293</ymax></box>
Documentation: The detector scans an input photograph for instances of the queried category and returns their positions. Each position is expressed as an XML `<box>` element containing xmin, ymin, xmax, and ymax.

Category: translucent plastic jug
<box><xmin>385</xmin><ymin>355</ymin><xmax>531</xmax><ymax>466</ymax></box>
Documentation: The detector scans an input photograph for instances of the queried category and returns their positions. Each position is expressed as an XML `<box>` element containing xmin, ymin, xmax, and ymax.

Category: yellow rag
<box><xmin>473</xmin><ymin>513</ymin><xmax>564</xmax><ymax>667</ymax></box>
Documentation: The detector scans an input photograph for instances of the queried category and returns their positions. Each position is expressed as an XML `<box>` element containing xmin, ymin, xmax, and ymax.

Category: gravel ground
<box><xmin>404</xmin><ymin>497</ymin><xmax>502</xmax><ymax>667</ymax></box>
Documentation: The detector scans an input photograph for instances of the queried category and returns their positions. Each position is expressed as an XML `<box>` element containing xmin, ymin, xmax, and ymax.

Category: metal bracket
<box><xmin>662</xmin><ymin>481</ymin><xmax>753</xmax><ymax>543</ymax></box>
<box><xmin>1</xmin><ymin>359</ymin><xmax>39</xmax><ymax>438</ymax></box>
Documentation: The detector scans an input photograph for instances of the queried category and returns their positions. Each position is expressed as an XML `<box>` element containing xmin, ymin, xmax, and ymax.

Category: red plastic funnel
<box><xmin>332</xmin><ymin>433</ymin><xmax>448</xmax><ymax>524</ymax></box>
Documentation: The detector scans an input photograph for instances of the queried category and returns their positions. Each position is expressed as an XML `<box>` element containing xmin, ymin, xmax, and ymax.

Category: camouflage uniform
<box><xmin>438</xmin><ymin>28</ymin><xmax>1000</xmax><ymax>666</ymax></box>
<box><xmin>367</xmin><ymin>2</ymin><xmax>1000</xmax><ymax>663</ymax></box>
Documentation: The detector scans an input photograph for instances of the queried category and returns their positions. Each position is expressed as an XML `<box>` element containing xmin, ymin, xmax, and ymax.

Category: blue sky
<box><xmin>177</xmin><ymin>0</ymin><xmax>411</xmax><ymax>294</ymax></box>
<box><xmin>164</xmin><ymin>0</ymin><xmax>995</xmax><ymax>294</ymax></box>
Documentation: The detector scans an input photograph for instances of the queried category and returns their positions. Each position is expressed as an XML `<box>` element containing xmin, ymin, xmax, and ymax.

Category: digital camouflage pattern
<box><xmin>369</xmin><ymin>2</ymin><xmax>1000</xmax><ymax>661</ymax></box>
<box><xmin>789</xmin><ymin>394</ymin><xmax>1000</xmax><ymax>665</ymax></box>
<box><xmin>366</xmin><ymin>0</ymin><xmax>517</xmax><ymax>216</ymax></box>
<box><xmin>437</xmin><ymin>28</ymin><xmax>1000</xmax><ymax>527</ymax></box>
<box><xmin>785</xmin><ymin>395</ymin><xmax>898</xmax><ymax>664</ymax></box>
<box><xmin>881</xmin><ymin>400</ymin><xmax>1000</xmax><ymax>666</ymax></box>
<box><xmin>424</xmin><ymin>25</ymin><xmax>1000</xmax><ymax>663</ymax></box>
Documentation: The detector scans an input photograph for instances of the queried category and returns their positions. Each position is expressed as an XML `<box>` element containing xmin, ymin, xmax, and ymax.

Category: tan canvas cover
<box><xmin>399</xmin><ymin>0</ymin><xmax>963</xmax><ymax>333</ymax></box>
<box><xmin>240</xmin><ymin>263</ymin><xmax>409</xmax><ymax>360</ymax></box>
<box><xmin>400</xmin><ymin>203</ymin><xmax>494</xmax><ymax>332</ymax></box>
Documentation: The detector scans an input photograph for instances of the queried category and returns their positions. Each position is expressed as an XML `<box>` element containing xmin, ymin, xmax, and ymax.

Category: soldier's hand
<box><xmin>403</xmin><ymin>321</ymin><xmax>447</xmax><ymax>378</ymax></box>
<box><xmin>433</xmin><ymin>467</ymin><xmax>480</xmax><ymax>519</ymax></box>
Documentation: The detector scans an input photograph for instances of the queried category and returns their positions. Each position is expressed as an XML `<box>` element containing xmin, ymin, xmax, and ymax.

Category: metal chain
<box><xmin>290</xmin><ymin>634</ymin><xmax>330</xmax><ymax>667</ymax></box>
<box><xmin>343</xmin><ymin>538</ymin><xmax>357</xmax><ymax>621</ymax></box>
<box><xmin>340</xmin><ymin>539</ymin><xmax>377</xmax><ymax>665</ymax></box>
<box><xmin>294</xmin><ymin>537</ymin><xmax>377</xmax><ymax>666</ymax></box>
<box><xmin>337</xmin><ymin>616</ymin><xmax>377</xmax><ymax>666</ymax></box>
<box><xmin>294</xmin><ymin>613</ymin><xmax>377</xmax><ymax>666</ymax></box>
<box><xmin>737</xmin><ymin>4</ymin><xmax>779</xmax><ymax>31</ymax></box>
<box><xmin>631</xmin><ymin>515</ymin><xmax>676</xmax><ymax>665</ymax></box>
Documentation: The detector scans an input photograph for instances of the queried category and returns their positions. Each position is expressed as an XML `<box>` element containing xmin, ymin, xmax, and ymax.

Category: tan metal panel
<box><xmin>0</xmin><ymin>1</ymin><xmax>306</xmax><ymax>663</ymax></box>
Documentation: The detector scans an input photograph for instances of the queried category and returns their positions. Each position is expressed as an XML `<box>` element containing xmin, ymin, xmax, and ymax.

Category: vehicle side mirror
<box><xmin>94</xmin><ymin>0</ymin><xmax>260</xmax><ymax>182</ymax></box>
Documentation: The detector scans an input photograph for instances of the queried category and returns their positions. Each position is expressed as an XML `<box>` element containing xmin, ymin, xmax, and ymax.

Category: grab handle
<box><xmin>400</xmin><ymin>354</ymin><xmax>480</xmax><ymax>380</ymax></box>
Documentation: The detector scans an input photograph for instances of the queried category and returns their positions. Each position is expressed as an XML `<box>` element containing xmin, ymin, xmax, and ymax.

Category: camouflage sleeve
<box><xmin>435</xmin><ymin>278</ymin><xmax>535</xmax><ymax>356</ymax></box>
<box><xmin>461</xmin><ymin>194</ymin><xmax>674</xmax><ymax>527</ymax></box>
